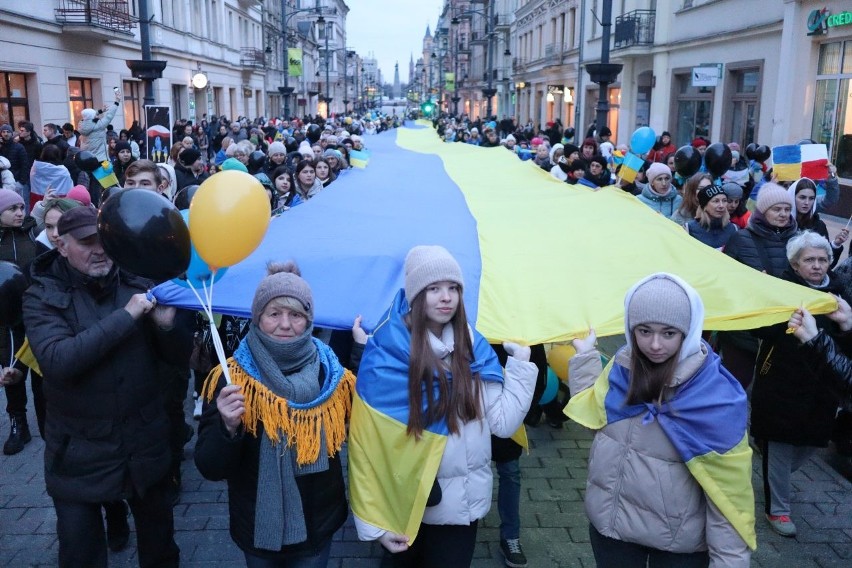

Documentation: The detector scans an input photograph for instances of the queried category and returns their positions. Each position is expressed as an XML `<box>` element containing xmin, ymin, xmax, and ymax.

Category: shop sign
<box><xmin>692</xmin><ymin>64</ymin><xmax>721</xmax><ymax>87</ymax></box>
<box><xmin>808</xmin><ymin>8</ymin><xmax>852</xmax><ymax>36</ymax></box>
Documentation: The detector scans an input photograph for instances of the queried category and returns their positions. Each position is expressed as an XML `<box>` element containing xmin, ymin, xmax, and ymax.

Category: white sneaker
<box><xmin>193</xmin><ymin>396</ymin><xmax>203</xmax><ymax>420</ymax></box>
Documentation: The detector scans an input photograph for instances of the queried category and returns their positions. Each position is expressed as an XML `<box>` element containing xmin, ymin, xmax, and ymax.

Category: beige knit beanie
<box><xmin>756</xmin><ymin>182</ymin><xmax>794</xmax><ymax>214</ymax></box>
<box><xmin>404</xmin><ymin>245</ymin><xmax>464</xmax><ymax>303</ymax></box>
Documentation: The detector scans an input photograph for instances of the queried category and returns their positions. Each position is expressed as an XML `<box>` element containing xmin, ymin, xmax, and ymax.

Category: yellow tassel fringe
<box><xmin>202</xmin><ymin>359</ymin><xmax>355</xmax><ymax>466</ymax></box>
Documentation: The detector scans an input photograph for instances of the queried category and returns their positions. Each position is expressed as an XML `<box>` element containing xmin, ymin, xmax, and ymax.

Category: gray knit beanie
<box><xmin>404</xmin><ymin>245</ymin><xmax>464</xmax><ymax>303</ymax></box>
<box><xmin>755</xmin><ymin>182</ymin><xmax>793</xmax><ymax>214</ymax></box>
<box><xmin>267</xmin><ymin>141</ymin><xmax>287</xmax><ymax>156</ymax></box>
<box><xmin>251</xmin><ymin>261</ymin><xmax>313</xmax><ymax>325</ymax></box>
<box><xmin>721</xmin><ymin>182</ymin><xmax>743</xmax><ymax>201</ymax></box>
<box><xmin>627</xmin><ymin>276</ymin><xmax>691</xmax><ymax>336</ymax></box>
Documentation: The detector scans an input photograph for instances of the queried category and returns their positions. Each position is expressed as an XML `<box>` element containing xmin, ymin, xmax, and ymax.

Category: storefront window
<box><xmin>122</xmin><ymin>81</ymin><xmax>141</xmax><ymax>130</ymax></box>
<box><xmin>0</xmin><ymin>72</ymin><xmax>30</xmax><ymax>127</ymax></box>
<box><xmin>724</xmin><ymin>65</ymin><xmax>761</xmax><ymax>149</ymax></box>
<box><xmin>819</xmin><ymin>42</ymin><xmax>841</xmax><ymax>74</ymax></box>
<box><xmin>68</xmin><ymin>78</ymin><xmax>94</xmax><ymax>126</ymax></box>
<box><xmin>673</xmin><ymin>73</ymin><xmax>712</xmax><ymax>146</ymax></box>
<box><xmin>813</xmin><ymin>41</ymin><xmax>852</xmax><ymax>179</ymax></box>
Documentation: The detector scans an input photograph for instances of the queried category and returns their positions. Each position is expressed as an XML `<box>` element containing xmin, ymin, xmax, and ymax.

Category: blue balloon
<box><xmin>540</xmin><ymin>367</ymin><xmax>560</xmax><ymax>405</ymax></box>
<box><xmin>171</xmin><ymin>210</ymin><xmax>229</xmax><ymax>289</ymax></box>
<box><xmin>630</xmin><ymin>126</ymin><xmax>657</xmax><ymax>155</ymax></box>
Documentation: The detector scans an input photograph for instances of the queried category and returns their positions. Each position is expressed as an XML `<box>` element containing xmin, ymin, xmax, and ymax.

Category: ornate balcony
<box><xmin>614</xmin><ymin>9</ymin><xmax>656</xmax><ymax>50</ymax></box>
<box><xmin>54</xmin><ymin>0</ymin><xmax>134</xmax><ymax>39</ymax></box>
<box><xmin>240</xmin><ymin>48</ymin><xmax>266</xmax><ymax>70</ymax></box>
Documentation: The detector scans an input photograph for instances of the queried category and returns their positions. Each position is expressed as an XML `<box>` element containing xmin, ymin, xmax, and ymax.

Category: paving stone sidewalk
<box><xmin>1</xmin><ymin>388</ymin><xmax>851</xmax><ymax>567</ymax></box>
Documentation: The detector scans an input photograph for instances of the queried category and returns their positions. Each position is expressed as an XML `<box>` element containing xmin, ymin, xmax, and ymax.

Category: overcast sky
<box><xmin>346</xmin><ymin>0</ymin><xmax>445</xmax><ymax>84</ymax></box>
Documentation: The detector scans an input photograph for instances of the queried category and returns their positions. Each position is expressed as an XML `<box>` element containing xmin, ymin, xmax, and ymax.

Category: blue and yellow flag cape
<box><xmin>348</xmin><ymin>289</ymin><xmax>503</xmax><ymax>543</ymax></box>
<box><xmin>154</xmin><ymin>123</ymin><xmax>836</xmax><ymax>343</ymax></box>
<box><xmin>566</xmin><ymin>345</ymin><xmax>757</xmax><ymax>550</ymax></box>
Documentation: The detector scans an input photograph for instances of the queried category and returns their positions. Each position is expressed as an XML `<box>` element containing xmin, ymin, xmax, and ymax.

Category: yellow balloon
<box><xmin>189</xmin><ymin>170</ymin><xmax>271</xmax><ymax>268</ymax></box>
<box><xmin>546</xmin><ymin>344</ymin><xmax>576</xmax><ymax>382</ymax></box>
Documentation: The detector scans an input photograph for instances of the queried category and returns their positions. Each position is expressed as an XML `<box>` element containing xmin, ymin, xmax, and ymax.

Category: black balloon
<box><xmin>704</xmin><ymin>143</ymin><xmax>733</xmax><ymax>179</ymax></box>
<box><xmin>173</xmin><ymin>184</ymin><xmax>200</xmax><ymax>211</ymax></box>
<box><xmin>0</xmin><ymin>261</ymin><xmax>27</xmax><ymax>327</ymax></box>
<box><xmin>247</xmin><ymin>150</ymin><xmax>266</xmax><ymax>174</ymax></box>
<box><xmin>306</xmin><ymin>124</ymin><xmax>321</xmax><ymax>144</ymax></box>
<box><xmin>745</xmin><ymin>143</ymin><xmax>758</xmax><ymax>161</ymax></box>
<box><xmin>74</xmin><ymin>150</ymin><xmax>101</xmax><ymax>173</ymax></box>
<box><xmin>97</xmin><ymin>189</ymin><xmax>191</xmax><ymax>282</ymax></box>
<box><xmin>673</xmin><ymin>145</ymin><xmax>702</xmax><ymax>178</ymax></box>
<box><xmin>754</xmin><ymin>145</ymin><xmax>772</xmax><ymax>163</ymax></box>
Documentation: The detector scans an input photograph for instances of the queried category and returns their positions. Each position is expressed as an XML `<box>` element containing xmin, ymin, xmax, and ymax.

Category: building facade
<box><xmin>0</xmin><ymin>0</ymin><xmax>356</xmax><ymax>135</ymax></box>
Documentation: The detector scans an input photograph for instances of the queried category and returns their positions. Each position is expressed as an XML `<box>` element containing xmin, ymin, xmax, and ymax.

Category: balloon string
<box><xmin>8</xmin><ymin>328</ymin><xmax>16</xmax><ymax>369</ymax></box>
<box><xmin>186</xmin><ymin>273</ymin><xmax>232</xmax><ymax>386</ymax></box>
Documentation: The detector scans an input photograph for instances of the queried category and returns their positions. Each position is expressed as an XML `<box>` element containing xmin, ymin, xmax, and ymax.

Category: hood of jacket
<box><xmin>640</xmin><ymin>182</ymin><xmax>679</xmax><ymax>203</ymax></box>
<box><xmin>623</xmin><ymin>272</ymin><xmax>705</xmax><ymax>362</ymax></box>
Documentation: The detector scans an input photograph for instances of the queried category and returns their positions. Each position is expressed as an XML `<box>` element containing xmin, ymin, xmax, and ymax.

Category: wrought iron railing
<box><xmin>55</xmin><ymin>0</ymin><xmax>134</xmax><ymax>33</ymax></box>
<box><xmin>614</xmin><ymin>9</ymin><xmax>656</xmax><ymax>50</ymax></box>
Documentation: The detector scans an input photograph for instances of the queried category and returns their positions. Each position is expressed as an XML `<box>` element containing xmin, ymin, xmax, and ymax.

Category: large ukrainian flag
<box><xmin>567</xmin><ymin>346</ymin><xmax>757</xmax><ymax>550</ymax></box>
<box><xmin>348</xmin><ymin>289</ymin><xmax>504</xmax><ymax>543</ymax></box>
<box><xmin>154</xmin><ymin>122</ymin><xmax>836</xmax><ymax>343</ymax></box>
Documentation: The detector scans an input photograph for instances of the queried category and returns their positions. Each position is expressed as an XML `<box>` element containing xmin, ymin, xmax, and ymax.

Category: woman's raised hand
<box><xmin>352</xmin><ymin>315</ymin><xmax>368</xmax><ymax>345</ymax></box>
<box><xmin>572</xmin><ymin>329</ymin><xmax>597</xmax><ymax>354</ymax></box>
<box><xmin>216</xmin><ymin>384</ymin><xmax>245</xmax><ymax>436</ymax></box>
<box><xmin>502</xmin><ymin>342</ymin><xmax>531</xmax><ymax>362</ymax></box>
<box><xmin>378</xmin><ymin>531</ymin><xmax>410</xmax><ymax>553</ymax></box>
<box><xmin>788</xmin><ymin>308</ymin><xmax>819</xmax><ymax>343</ymax></box>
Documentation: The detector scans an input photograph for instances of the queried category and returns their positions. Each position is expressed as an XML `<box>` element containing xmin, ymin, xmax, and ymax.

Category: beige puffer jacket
<box><xmin>569</xmin><ymin>345</ymin><xmax>751</xmax><ymax>568</ymax></box>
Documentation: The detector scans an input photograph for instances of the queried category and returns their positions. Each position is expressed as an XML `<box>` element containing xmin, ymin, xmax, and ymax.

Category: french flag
<box><xmin>772</xmin><ymin>144</ymin><xmax>829</xmax><ymax>181</ymax></box>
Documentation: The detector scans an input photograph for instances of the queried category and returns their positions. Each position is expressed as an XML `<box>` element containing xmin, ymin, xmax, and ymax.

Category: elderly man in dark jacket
<box><xmin>22</xmin><ymin>206</ymin><xmax>191</xmax><ymax>568</ymax></box>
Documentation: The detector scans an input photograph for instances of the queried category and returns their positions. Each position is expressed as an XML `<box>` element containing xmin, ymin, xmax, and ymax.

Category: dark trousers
<box><xmin>381</xmin><ymin>521</ymin><xmax>478</xmax><ymax>568</ymax></box>
<box><xmin>5</xmin><ymin>369</ymin><xmax>46</xmax><ymax>436</ymax></box>
<box><xmin>243</xmin><ymin>538</ymin><xmax>332</xmax><ymax>568</ymax></box>
<box><xmin>589</xmin><ymin>525</ymin><xmax>709</xmax><ymax>568</ymax></box>
<box><xmin>53</xmin><ymin>478</ymin><xmax>179</xmax><ymax>568</ymax></box>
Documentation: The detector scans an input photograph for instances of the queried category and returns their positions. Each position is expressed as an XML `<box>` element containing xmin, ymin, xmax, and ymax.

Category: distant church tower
<box><xmin>409</xmin><ymin>54</ymin><xmax>415</xmax><ymax>86</ymax></box>
<box><xmin>393</xmin><ymin>62</ymin><xmax>401</xmax><ymax>99</ymax></box>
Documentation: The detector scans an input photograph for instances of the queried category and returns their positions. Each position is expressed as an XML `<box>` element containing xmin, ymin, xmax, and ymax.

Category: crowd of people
<box><xmin>2</xmin><ymin>102</ymin><xmax>852</xmax><ymax>568</ymax></box>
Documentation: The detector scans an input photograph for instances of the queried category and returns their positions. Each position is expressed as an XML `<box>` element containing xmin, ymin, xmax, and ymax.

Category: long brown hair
<box><xmin>405</xmin><ymin>290</ymin><xmax>482</xmax><ymax>439</ymax></box>
<box><xmin>677</xmin><ymin>173</ymin><xmax>713</xmax><ymax>219</ymax></box>
<box><xmin>626</xmin><ymin>333</ymin><xmax>682</xmax><ymax>406</ymax></box>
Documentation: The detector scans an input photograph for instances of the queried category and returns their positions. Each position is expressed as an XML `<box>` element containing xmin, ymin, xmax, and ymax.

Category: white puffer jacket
<box><xmin>0</xmin><ymin>156</ymin><xmax>15</xmax><ymax>191</ymax></box>
<box><xmin>355</xmin><ymin>326</ymin><xmax>536</xmax><ymax>539</ymax></box>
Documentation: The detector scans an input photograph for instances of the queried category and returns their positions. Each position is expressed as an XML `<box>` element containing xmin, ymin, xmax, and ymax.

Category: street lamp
<box><xmin>279</xmin><ymin>0</ymin><xmax>325</xmax><ymax>119</ymax></box>
<box><xmin>431</xmin><ymin>30</ymin><xmax>448</xmax><ymax>115</ymax></box>
<box><xmin>453</xmin><ymin>5</ymin><xmax>496</xmax><ymax>119</ymax></box>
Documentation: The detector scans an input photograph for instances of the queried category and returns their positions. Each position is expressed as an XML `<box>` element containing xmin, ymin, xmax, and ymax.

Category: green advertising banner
<box><xmin>444</xmin><ymin>72</ymin><xmax>455</xmax><ymax>93</ymax></box>
<box><xmin>288</xmin><ymin>48</ymin><xmax>303</xmax><ymax>77</ymax></box>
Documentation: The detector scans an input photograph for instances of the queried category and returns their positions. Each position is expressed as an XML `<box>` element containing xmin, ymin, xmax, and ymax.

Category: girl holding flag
<box><xmin>349</xmin><ymin>245</ymin><xmax>537</xmax><ymax>567</ymax></box>
<box><xmin>566</xmin><ymin>273</ymin><xmax>754</xmax><ymax>567</ymax></box>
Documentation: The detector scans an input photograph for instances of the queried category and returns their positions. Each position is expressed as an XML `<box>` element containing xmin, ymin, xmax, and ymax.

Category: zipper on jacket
<box><xmin>607</xmin><ymin>419</ymin><xmax>634</xmax><ymax>530</ymax></box>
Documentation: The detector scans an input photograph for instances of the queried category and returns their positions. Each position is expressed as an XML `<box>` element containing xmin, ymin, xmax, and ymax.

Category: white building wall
<box><xmin>0</xmin><ymin>0</ymin><xmax>267</xmax><ymax>132</ymax></box>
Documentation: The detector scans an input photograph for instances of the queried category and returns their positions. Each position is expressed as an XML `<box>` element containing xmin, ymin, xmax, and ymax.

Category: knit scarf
<box><xmin>247</xmin><ymin>324</ymin><xmax>327</xmax><ymax>551</ymax></box>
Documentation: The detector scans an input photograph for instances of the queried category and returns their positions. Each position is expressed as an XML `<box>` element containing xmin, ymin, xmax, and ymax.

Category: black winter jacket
<box><xmin>750</xmin><ymin>269</ymin><xmax>849</xmax><ymax>446</ymax></box>
<box><xmin>724</xmin><ymin>211</ymin><xmax>798</xmax><ymax>277</ymax></box>
<box><xmin>195</xmin><ymin>366</ymin><xmax>349</xmax><ymax>560</ymax></box>
<box><xmin>0</xmin><ymin>217</ymin><xmax>38</xmax><ymax>373</ymax></box>
<box><xmin>194</xmin><ymin>372</ymin><xmax>348</xmax><ymax>560</ymax></box>
<box><xmin>797</xmin><ymin>329</ymin><xmax>852</xmax><ymax>401</ymax></box>
<box><xmin>22</xmin><ymin>250</ymin><xmax>192</xmax><ymax>502</ymax></box>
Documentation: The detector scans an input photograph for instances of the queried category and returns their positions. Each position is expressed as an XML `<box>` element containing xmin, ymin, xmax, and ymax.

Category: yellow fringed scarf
<box><xmin>202</xmin><ymin>358</ymin><xmax>355</xmax><ymax>466</ymax></box>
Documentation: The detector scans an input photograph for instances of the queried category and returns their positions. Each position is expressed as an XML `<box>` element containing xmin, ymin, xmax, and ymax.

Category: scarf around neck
<box><xmin>246</xmin><ymin>324</ymin><xmax>327</xmax><ymax>551</ymax></box>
